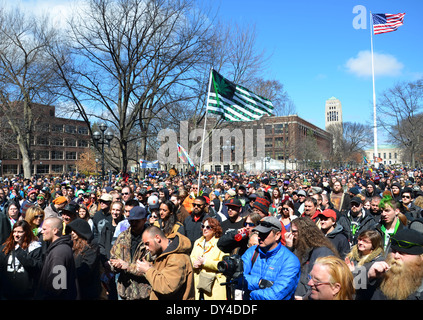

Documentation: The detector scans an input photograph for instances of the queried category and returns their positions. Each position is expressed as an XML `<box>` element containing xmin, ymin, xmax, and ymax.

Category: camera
<box><xmin>217</xmin><ymin>254</ymin><xmax>243</xmax><ymax>279</ymax></box>
<box><xmin>259</xmin><ymin>279</ymin><xmax>274</xmax><ymax>289</ymax></box>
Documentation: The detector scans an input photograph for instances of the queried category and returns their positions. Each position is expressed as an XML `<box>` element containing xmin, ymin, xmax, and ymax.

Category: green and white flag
<box><xmin>206</xmin><ymin>69</ymin><xmax>274</xmax><ymax>121</ymax></box>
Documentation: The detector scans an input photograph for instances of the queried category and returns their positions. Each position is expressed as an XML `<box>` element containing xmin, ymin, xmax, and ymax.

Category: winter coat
<box><xmin>0</xmin><ymin>241</ymin><xmax>43</xmax><ymax>299</ymax></box>
<box><xmin>325</xmin><ymin>224</ymin><xmax>351</xmax><ymax>259</ymax></box>
<box><xmin>294</xmin><ymin>246</ymin><xmax>336</xmax><ymax>298</ymax></box>
<box><xmin>36</xmin><ymin>235</ymin><xmax>79</xmax><ymax>300</ymax></box>
<box><xmin>242</xmin><ymin>243</ymin><xmax>301</xmax><ymax>300</ymax></box>
<box><xmin>190</xmin><ymin>235</ymin><xmax>229</xmax><ymax>300</ymax></box>
<box><xmin>74</xmin><ymin>242</ymin><xmax>102</xmax><ymax>300</ymax></box>
<box><xmin>145</xmin><ymin>232</ymin><xmax>195</xmax><ymax>300</ymax></box>
<box><xmin>109</xmin><ymin>227</ymin><xmax>151</xmax><ymax>300</ymax></box>
<box><xmin>346</xmin><ymin>245</ymin><xmax>384</xmax><ymax>300</ymax></box>
<box><xmin>338</xmin><ymin>209</ymin><xmax>377</xmax><ymax>246</ymax></box>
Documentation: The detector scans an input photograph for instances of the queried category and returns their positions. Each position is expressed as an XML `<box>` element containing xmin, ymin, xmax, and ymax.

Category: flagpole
<box><xmin>197</xmin><ymin>68</ymin><xmax>213</xmax><ymax>196</ymax></box>
<box><xmin>370</xmin><ymin>11</ymin><xmax>378</xmax><ymax>168</ymax></box>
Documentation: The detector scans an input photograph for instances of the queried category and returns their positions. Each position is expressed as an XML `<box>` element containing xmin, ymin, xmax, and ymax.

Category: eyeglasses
<box><xmin>201</xmin><ymin>224</ymin><xmax>212</xmax><ymax>230</ymax></box>
<box><xmin>307</xmin><ymin>274</ymin><xmax>332</xmax><ymax>287</ymax></box>
<box><xmin>193</xmin><ymin>203</ymin><xmax>204</xmax><ymax>207</ymax></box>
<box><xmin>390</xmin><ymin>237</ymin><xmax>423</xmax><ymax>249</ymax></box>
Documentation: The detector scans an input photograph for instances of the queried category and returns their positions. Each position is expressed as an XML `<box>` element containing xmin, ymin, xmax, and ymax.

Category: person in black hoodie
<box><xmin>0</xmin><ymin>220</ymin><xmax>43</xmax><ymax>300</ymax></box>
<box><xmin>67</xmin><ymin>218</ymin><xmax>102</xmax><ymax>300</ymax></box>
<box><xmin>36</xmin><ymin>217</ymin><xmax>79</xmax><ymax>300</ymax></box>
<box><xmin>318</xmin><ymin>209</ymin><xmax>350</xmax><ymax>259</ymax></box>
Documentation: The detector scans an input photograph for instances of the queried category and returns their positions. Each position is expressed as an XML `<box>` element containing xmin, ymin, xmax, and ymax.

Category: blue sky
<box><xmin>16</xmin><ymin>0</ymin><xmax>423</xmax><ymax>143</ymax></box>
<box><xmin>211</xmin><ymin>0</ymin><xmax>423</xmax><ymax>141</ymax></box>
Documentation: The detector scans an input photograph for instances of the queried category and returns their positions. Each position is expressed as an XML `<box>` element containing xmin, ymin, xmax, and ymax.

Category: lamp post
<box><xmin>93</xmin><ymin>123</ymin><xmax>113</xmax><ymax>183</ymax></box>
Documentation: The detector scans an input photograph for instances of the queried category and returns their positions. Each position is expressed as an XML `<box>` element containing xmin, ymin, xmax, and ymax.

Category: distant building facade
<box><xmin>325</xmin><ymin>97</ymin><xmax>343</xmax><ymax>130</ymax></box>
<box><xmin>364</xmin><ymin>145</ymin><xmax>403</xmax><ymax>166</ymax></box>
<box><xmin>0</xmin><ymin>103</ymin><xmax>91</xmax><ymax>176</ymax></box>
<box><xmin>178</xmin><ymin>114</ymin><xmax>332</xmax><ymax>172</ymax></box>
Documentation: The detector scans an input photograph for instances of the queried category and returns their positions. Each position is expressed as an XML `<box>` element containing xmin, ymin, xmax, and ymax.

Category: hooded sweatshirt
<box><xmin>145</xmin><ymin>233</ymin><xmax>195</xmax><ymax>300</ymax></box>
<box><xmin>36</xmin><ymin>235</ymin><xmax>79</xmax><ymax>300</ymax></box>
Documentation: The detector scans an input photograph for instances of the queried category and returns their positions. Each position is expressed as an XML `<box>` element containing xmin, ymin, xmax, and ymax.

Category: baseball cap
<box><xmin>318</xmin><ymin>209</ymin><xmax>337</xmax><ymax>221</ymax></box>
<box><xmin>253</xmin><ymin>216</ymin><xmax>282</xmax><ymax>233</ymax></box>
<box><xmin>127</xmin><ymin>206</ymin><xmax>148</xmax><ymax>221</ymax></box>
<box><xmin>390</xmin><ymin>228</ymin><xmax>423</xmax><ymax>255</ymax></box>
<box><xmin>147</xmin><ymin>195</ymin><xmax>160</xmax><ymax>209</ymax></box>
<box><xmin>225</xmin><ymin>198</ymin><xmax>242</xmax><ymax>207</ymax></box>
<box><xmin>350</xmin><ymin>196</ymin><xmax>363</xmax><ymax>205</ymax></box>
<box><xmin>100</xmin><ymin>193</ymin><xmax>113</xmax><ymax>202</ymax></box>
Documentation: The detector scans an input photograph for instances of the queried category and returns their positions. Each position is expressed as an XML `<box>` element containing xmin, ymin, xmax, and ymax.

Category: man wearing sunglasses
<box><xmin>399</xmin><ymin>187</ymin><xmax>422</xmax><ymax>221</ymax></box>
<box><xmin>182</xmin><ymin>196</ymin><xmax>213</xmax><ymax>250</ymax></box>
<box><xmin>368</xmin><ymin>228</ymin><xmax>423</xmax><ymax>300</ymax></box>
<box><xmin>338</xmin><ymin>196</ymin><xmax>376</xmax><ymax>247</ymax></box>
<box><xmin>241</xmin><ymin>216</ymin><xmax>300</xmax><ymax>300</ymax></box>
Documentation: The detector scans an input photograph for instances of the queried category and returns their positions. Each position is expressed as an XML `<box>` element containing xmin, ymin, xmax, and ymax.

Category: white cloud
<box><xmin>345</xmin><ymin>50</ymin><xmax>404</xmax><ymax>77</ymax></box>
<box><xmin>6</xmin><ymin>0</ymin><xmax>84</xmax><ymax>29</ymax></box>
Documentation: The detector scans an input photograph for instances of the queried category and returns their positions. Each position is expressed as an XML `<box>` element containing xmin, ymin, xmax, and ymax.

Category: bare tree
<box><xmin>0</xmin><ymin>6</ymin><xmax>60</xmax><ymax>178</ymax></box>
<box><xmin>49</xmin><ymin>0</ymin><xmax>216</xmax><ymax>174</ymax></box>
<box><xmin>377</xmin><ymin>79</ymin><xmax>423</xmax><ymax>167</ymax></box>
<box><xmin>327</xmin><ymin>122</ymin><xmax>372</xmax><ymax>166</ymax></box>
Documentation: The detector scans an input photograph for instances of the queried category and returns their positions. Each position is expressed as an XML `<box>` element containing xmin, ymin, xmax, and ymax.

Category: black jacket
<box><xmin>74</xmin><ymin>242</ymin><xmax>102</xmax><ymax>300</ymax></box>
<box><xmin>325</xmin><ymin>224</ymin><xmax>351</xmax><ymax>259</ymax></box>
<box><xmin>338</xmin><ymin>209</ymin><xmax>376</xmax><ymax>246</ymax></box>
<box><xmin>0</xmin><ymin>241</ymin><xmax>43</xmax><ymax>299</ymax></box>
<box><xmin>36</xmin><ymin>235</ymin><xmax>79</xmax><ymax>300</ymax></box>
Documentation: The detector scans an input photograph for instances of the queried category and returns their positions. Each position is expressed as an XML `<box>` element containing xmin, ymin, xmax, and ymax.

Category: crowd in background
<box><xmin>0</xmin><ymin>165</ymin><xmax>423</xmax><ymax>300</ymax></box>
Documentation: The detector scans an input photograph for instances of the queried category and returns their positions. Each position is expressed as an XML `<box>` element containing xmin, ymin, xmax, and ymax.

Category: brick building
<box><xmin>181</xmin><ymin>114</ymin><xmax>332</xmax><ymax>172</ymax></box>
<box><xmin>0</xmin><ymin>103</ymin><xmax>91</xmax><ymax>176</ymax></box>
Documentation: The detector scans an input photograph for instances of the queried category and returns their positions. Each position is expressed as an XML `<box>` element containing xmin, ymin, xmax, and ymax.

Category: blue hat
<box><xmin>127</xmin><ymin>206</ymin><xmax>147</xmax><ymax>220</ymax></box>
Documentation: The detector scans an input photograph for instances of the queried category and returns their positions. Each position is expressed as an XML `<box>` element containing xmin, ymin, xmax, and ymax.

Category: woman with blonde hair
<box><xmin>307</xmin><ymin>255</ymin><xmax>355</xmax><ymax>300</ymax></box>
<box><xmin>24</xmin><ymin>206</ymin><xmax>45</xmax><ymax>237</ymax></box>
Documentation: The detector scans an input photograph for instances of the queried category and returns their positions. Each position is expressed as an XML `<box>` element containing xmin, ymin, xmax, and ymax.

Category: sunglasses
<box><xmin>34</xmin><ymin>215</ymin><xmax>43</xmax><ymax>219</ymax></box>
<box><xmin>193</xmin><ymin>203</ymin><xmax>204</xmax><ymax>207</ymax></box>
<box><xmin>201</xmin><ymin>224</ymin><xmax>212</xmax><ymax>230</ymax></box>
<box><xmin>391</xmin><ymin>238</ymin><xmax>423</xmax><ymax>249</ymax></box>
<box><xmin>244</xmin><ymin>222</ymin><xmax>255</xmax><ymax>227</ymax></box>
<box><xmin>402</xmin><ymin>195</ymin><xmax>411</xmax><ymax>199</ymax></box>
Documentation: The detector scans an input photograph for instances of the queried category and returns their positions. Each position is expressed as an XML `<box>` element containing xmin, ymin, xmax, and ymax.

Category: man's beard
<box><xmin>380</xmin><ymin>254</ymin><xmax>423</xmax><ymax>300</ymax></box>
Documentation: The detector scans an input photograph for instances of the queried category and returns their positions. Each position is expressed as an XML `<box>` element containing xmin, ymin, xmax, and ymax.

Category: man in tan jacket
<box><xmin>137</xmin><ymin>226</ymin><xmax>195</xmax><ymax>300</ymax></box>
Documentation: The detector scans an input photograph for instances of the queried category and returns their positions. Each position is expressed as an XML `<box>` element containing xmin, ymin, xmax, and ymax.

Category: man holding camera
<box><xmin>241</xmin><ymin>216</ymin><xmax>301</xmax><ymax>300</ymax></box>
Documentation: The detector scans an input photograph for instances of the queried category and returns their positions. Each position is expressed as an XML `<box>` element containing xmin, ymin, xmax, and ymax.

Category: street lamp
<box><xmin>93</xmin><ymin>123</ymin><xmax>113</xmax><ymax>182</ymax></box>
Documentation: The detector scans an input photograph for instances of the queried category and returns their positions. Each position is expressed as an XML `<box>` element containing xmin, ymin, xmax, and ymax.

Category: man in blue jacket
<box><xmin>241</xmin><ymin>216</ymin><xmax>301</xmax><ymax>300</ymax></box>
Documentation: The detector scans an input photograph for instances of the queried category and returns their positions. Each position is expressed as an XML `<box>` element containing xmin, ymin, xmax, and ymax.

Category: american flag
<box><xmin>372</xmin><ymin>13</ymin><xmax>405</xmax><ymax>35</ymax></box>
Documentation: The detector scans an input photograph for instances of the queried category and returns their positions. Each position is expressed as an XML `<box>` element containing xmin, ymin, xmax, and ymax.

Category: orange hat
<box><xmin>53</xmin><ymin>196</ymin><xmax>68</xmax><ymax>205</ymax></box>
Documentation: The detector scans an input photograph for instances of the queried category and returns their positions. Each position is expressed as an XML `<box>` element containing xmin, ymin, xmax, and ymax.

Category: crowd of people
<box><xmin>0</xmin><ymin>165</ymin><xmax>423</xmax><ymax>300</ymax></box>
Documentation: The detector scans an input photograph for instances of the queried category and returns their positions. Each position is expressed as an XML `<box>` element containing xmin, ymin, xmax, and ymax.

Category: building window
<box><xmin>52</xmin><ymin>124</ymin><xmax>63</xmax><ymax>132</ymax></box>
<box><xmin>51</xmin><ymin>165</ymin><xmax>64</xmax><ymax>173</ymax></box>
<box><xmin>66</xmin><ymin>151</ymin><xmax>77</xmax><ymax>160</ymax></box>
<box><xmin>52</xmin><ymin>138</ymin><xmax>64</xmax><ymax>146</ymax></box>
<box><xmin>78</xmin><ymin>126</ymin><xmax>88</xmax><ymax>135</ymax></box>
<box><xmin>36</xmin><ymin>136</ymin><xmax>49</xmax><ymax>146</ymax></box>
<box><xmin>78</xmin><ymin>140</ymin><xmax>89</xmax><ymax>148</ymax></box>
<box><xmin>65</xmin><ymin>125</ymin><xmax>77</xmax><ymax>134</ymax></box>
<box><xmin>51</xmin><ymin>151</ymin><xmax>64</xmax><ymax>160</ymax></box>
<box><xmin>37</xmin><ymin>150</ymin><xmax>50</xmax><ymax>160</ymax></box>
<box><xmin>36</xmin><ymin>164</ymin><xmax>49</xmax><ymax>174</ymax></box>
<box><xmin>65</xmin><ymin>139</ymin><xmax>77</xmax><ymax>147</ymax></box>
<box><xmin>3</xmin><ymin>164</ymin><xmax>18</xmax><ymax>174</ymax></box>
